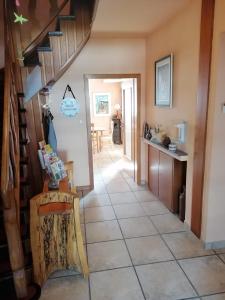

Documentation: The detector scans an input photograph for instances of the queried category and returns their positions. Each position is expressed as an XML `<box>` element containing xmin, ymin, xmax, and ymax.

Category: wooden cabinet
<box><xmin>148</xmin><ymin>144</ymin><xmax>186</xmax><ymax>213</ymax></box>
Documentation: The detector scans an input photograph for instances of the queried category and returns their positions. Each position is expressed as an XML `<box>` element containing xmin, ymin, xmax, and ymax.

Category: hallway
<box><xmin>40</xmin><ymin>144</ymin><xmax>225</xmax><ymax>300</ymax></box>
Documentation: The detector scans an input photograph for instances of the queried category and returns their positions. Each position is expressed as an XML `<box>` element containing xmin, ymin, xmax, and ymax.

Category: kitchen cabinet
<box><xmin>148</xmin><ymin>143</ymin><xmax>186</xmax><ymax>213</ymax></box>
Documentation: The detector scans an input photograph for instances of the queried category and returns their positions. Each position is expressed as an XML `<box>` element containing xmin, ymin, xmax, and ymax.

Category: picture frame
<box><xmin>155</xmin><ymin>54</ymin><xmax>173</xmax><ymax>107</ymax></box>
<box><xmin>93</xmin><ymin>93</ymin><xmax>111</xmax><ymax>116</ymax></box>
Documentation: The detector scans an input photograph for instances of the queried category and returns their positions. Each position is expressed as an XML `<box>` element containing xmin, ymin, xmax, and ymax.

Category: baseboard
<box><xmin>204</xmin><ymin>240</ymin><xmax>225</xmax><ymax>250</ymax></box>
<box><xmin>76</xmin><ymin>185</ymin><xmax>92</xmax><ymax>197</ymax></box>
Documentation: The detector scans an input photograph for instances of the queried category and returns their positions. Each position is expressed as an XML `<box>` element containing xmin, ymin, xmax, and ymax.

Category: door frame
<box><xmin>84</xmin><ymin>74</ymin><xmax>141</xmax><ymax>190</ymax></box>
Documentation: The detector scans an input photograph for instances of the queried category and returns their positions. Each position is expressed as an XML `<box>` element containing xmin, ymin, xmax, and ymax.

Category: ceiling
<box><xmin>92</xmin><ymin>0</ymin><xmax>192</xmax><ymax>37</ymax></box>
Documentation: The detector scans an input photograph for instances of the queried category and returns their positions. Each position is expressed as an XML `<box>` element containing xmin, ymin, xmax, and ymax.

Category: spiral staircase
<box><xmin>0</xmin><ymin>0</ymin><xmax>96</xmax><ymax>298</ymax></box>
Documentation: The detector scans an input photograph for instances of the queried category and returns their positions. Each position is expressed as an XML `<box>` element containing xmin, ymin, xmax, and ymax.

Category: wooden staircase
<box><xmin>0</xmin><ymin>0</ymin><xmax>96</xmax><ymax>298</ymax></box>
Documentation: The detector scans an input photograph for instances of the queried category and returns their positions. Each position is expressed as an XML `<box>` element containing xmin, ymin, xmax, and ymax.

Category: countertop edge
<box><xmin>142</xmin><ymin>138</ymin><xmax>188</xmax><ymax>162</ymax></box>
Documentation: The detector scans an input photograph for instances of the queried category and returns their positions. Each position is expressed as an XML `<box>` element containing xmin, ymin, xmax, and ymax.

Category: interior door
<box><xmin>124</xmin><ymin>87</ymin><xmax>132</xmax><ymax>160</ymax></box>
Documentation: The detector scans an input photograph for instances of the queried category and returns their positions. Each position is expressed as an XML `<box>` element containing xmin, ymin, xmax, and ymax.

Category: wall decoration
<box><xmin>93</xmin><ymin>93</ymin><xmax>111</xmax><ymax>116</ymax></box>
<box><xmin>155</xmin><ymin>54</ymin><xmax>173</xmax><ymax>107</ymax></box>
<box><xmin>60</xmin><ymin>85</ymin><xmax>80</xmax><ymax>117</ymax></box>
<box><xmin>14</xmin><ymin>12</ymin><xmax>28</xmax><ymax>24</ymax></box>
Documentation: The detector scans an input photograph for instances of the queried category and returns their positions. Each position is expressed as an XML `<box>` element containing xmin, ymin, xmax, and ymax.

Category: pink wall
<box><xmin>88</xmin><ymin>79</ymin><xmax>122</xmax><ymax>132</ymax></box>
<box><xmin>202</xmin><ymin>0</ymin><xmax>225</xmax><ymax>246</ymax></box>
<box><xmin>145</xmin><ymin>0</ymin><xmax>201</xmax><ymax>226</ymax></box>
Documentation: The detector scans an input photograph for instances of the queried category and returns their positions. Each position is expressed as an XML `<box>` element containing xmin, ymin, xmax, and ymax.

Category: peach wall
<box><xmin>145</xmin><ymin>0</ymin><xmax>201</xmax><ymax>226</ymax></box>
<box><xmin>89</xmin><ymin>79</ymin><xmax>122</xmax><ymax>132</ymax></box>
<box><xmin>202</xmin><ymin>0</ymin><xmax>225</xmax><ymax>246</ymax></box>
<box><xmin>50</xmin><ymin>38</ymin><xmax>146</xmax><ymax>186</ymax></box>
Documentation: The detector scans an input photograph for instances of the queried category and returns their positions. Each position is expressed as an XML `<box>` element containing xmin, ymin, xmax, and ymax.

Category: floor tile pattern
<box><xmin>40</xmin><ymin>144</ymin><xmax>225</xmax><ymax>300</ymax></box>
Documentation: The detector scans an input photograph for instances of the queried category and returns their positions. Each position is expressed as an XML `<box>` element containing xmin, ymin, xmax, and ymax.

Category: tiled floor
<box><xmin>40</xmin><ymin>144</ymin><xmax>225</xmax><ymax>300</ymax></box>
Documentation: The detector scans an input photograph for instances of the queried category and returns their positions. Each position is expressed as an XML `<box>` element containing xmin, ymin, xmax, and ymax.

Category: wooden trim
<box><xmin>84</xmin><ymin>77</ymin><xmax>94</xmax><ymax>191</ymax></box>
<box><xmin>84</xmin><ymin>74</ymin><xmax>141</xmax><ymax>186</ymax></box>
<box><xmin>191</xmin><ymin>0</ymin><xmax>215</xmax><ymax>237</ymax></box>
<box><xmin>23</xmin><ymin>0</ymin><xmax>70</xmax><ymax>55</ymax></box>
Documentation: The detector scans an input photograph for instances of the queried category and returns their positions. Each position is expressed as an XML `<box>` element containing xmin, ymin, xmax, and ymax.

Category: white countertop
<box><xmin>143</xmin><ymin>138</ymin><xmax>188</xmax><ymax>162</ymax></box>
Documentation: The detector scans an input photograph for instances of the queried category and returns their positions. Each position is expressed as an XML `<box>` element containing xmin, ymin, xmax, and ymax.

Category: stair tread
<box><xmin>58</xmin><ymin>15</ymin><xmax>76</xmax><ymax>20</ymax></box>
<box><xmin>48</xmin><ymin>31</ymin><xmax>63</xmax><ymax>36</ymax></box>
<box><xmin>37</xmin><ymin>46</ymin><xmax>52</xmax><ymax>52</ymax></box>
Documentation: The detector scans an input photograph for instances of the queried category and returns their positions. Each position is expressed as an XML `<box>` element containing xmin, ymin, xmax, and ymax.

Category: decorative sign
<box><xmin>60</xmin><ymin>85</ymin><xmax>80</xmax><ymax>118</ymax></box>
<box><xmin>60</xmin><ymin>97</ymin><xmax>80</xmax><ymax>117</ymax></box>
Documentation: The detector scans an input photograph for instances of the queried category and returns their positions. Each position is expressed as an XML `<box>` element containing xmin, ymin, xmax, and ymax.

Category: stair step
<box><xmin>20</xmin><ymin>157</ymin><xmax>28</xmax><ymax>165</ymax></box>
<box><xmin>58</xmin><ymin>15</ymin><xmax>76</xmax><ymax>21</ymax></box>
<box><xmin>48</xmin><ymin>31</ymin><xmax>63</xmax><ymax>37</ymax></box>
<box><xmin>20</xmin><ymin>139</ymin><xmax>28</xmax><ymax>145</ymax></box>
<box><xmin>20</xmin><ymin>177</ymin><xmax>29</xmax><ymax>186</ymax></box>
<box><xmin>19</xmin><ymin>123</ymin><xmax>27</xmax><ymax>128</ymax></box>
<box><xmin>37</xmin><ymin>46</ymin><xmax>52</xmax><ymax>52</ymax></box>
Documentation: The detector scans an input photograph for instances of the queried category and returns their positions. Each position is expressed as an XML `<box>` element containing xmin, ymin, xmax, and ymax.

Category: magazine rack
<box><xmin>30</xmin><ymin>183</ymin><xmax>88</xmax><ymax>286</ymax></box>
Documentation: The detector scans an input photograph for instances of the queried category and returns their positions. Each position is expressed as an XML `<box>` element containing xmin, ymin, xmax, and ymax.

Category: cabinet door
<box><xmin>159</xmin><ymin>151</ymin><xmax>173</xmax><ymax>210</ymax></box>
<box><xmin>148</xmin><ymin>145</ymin><xmax>159</xmax><ymax>196</ymax></box>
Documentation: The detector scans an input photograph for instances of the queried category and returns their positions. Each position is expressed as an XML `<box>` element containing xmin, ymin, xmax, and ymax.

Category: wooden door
<box><xmin>148</xmin><ymin>145</ymin><xmax>159</xmax><ymax>196</ymax></box>
<box><xmin>158</xmin><ymin>151</ymin><xmax>173</xmax><ymax>210</ymax></box>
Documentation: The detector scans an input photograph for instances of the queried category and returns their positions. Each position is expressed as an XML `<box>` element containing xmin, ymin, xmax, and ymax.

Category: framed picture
<box><xmin>155</xmin><ymin>54</ymin><xmax>173</xmax><ymax>107</ymax></box>
<box><xmin>93</xmin><ymin>93</ymin><xmax>111</xmax><ymax>116</ymax></box>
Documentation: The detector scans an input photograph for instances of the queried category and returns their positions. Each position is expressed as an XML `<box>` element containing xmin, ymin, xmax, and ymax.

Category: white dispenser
<box><xmin>175</xmin><ymin>121</ymin><xmax>187</xmax><ymax>144</ymax></box>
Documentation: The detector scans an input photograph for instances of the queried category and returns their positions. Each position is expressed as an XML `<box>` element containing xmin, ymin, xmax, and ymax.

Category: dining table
<box><xmin>91</xmin><ymin>126</ymin><xmax>106</xmax><ymax>152</ymax></box>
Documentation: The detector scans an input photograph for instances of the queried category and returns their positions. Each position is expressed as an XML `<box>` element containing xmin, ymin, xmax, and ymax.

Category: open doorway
<box><xmin>84</xmin><ymin>74</ymin><xmax>141</xmax><ymax>190</ymax></box>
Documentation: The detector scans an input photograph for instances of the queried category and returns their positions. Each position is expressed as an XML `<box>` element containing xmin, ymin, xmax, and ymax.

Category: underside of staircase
<box><xmin>0</xmin><ymin>0</ymin><xmax>96</xmax><ymax>298</ymax></box>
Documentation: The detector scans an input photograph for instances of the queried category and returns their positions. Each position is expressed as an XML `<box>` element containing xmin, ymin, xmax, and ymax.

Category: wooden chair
<box><xmin>64</xmin><ymin>160</ymin><xmax>77</xmax><ymax>193</ymax></box>
<box><xmin>30</xmin><ymin>182</ymin><xmax>89</xmax><ymax>286</ymax></box>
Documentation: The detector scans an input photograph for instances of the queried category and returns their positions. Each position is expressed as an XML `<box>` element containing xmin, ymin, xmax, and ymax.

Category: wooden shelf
<box><xmin>143</xmin><ymin>138</ymin><xmax>188</xmax><ymax>162</ymax></box>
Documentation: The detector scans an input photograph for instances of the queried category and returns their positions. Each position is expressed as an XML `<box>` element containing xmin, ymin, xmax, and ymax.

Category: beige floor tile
<box><xmin>119</xmin><ymin>216</ymin><xmax>157</xmax><ymax>238</ymax></box>
<box><xmin>113</xmin><ymin>203</ymin><xmax>146</xmax><ymax>219</ymax></box>
<box><xmin>125</xmin><ymin>178</ymin><xmax>147</xmax><ymax>192</ymax></box>
<box><xmin>126</xmin><ymin>235</ymin><xmax>173</xmax><ymax>265</ymax></box>
<box><xmin>40</xmin><ymin>276</ymin><xmax>89</xmax><ymax>300</ymax></box>
<box><xmin>141</xmin><ymin>201</ymin><xmax>169</xmax><ymax>216</ymax></box>
<box><xmin>219</xmin><ymin>254</ymin><xmax>225</xmax><ymax>263</ymax></box>
<box><xmin>106</xmin><ymin>178</ymin><xmax>131</xmax><ymax>193</ymax></box>
<box><xmin>49</xmin><ymin>269</ymin><xmax>79</xmax><ymax>279</ymax></box>
<box><xmin>80</xmin><ymin>209</ymin><xmax>84</xmax><ymax>224</ymax></box>
<box><xmin>136</xmin><ymin>261</ymin><xmax>197</xmax><ymax>300</ymax></box>
<box><xmin>92</xmin><ymin>181</ymin><xmax>107</xmax><ymax>194</ymax></box>
<box><xmin>86</xmin><ymin>220</ymin><xmax>122</xmax><ymax>243</ymax></box>
<box><xmin>134</xmin><ymin>190</ymin><xmax>158</xmax><ymax>202</ymax></box>
<box><xmin>179</xmin><ymin>256</ymin><xmax>225</xmax><ymax>295</ymax></box>
<box><xmin>87</xmin><ymin>240</ymin><xmax>132</xmax><ymax>272</ymax></box>
<box><xmin>215</xmin><ymin>248</ymin><xmax>225</xmax><ymax>254</ymax></box>
<box><xmin>83</xmin><ymin>194</ymin><xmax>111</xmax><ymax>208</ymax></box>
<box><xmin>90</xmin><ymin>267</ymin><xmax>145</xmax><ymax>300</ymax></box>
<box><xmin>85</xmin><ymin>206</ymin><xmax>116</xmax><ymax>223</ymax></box>
<box><xmin>151</xmin><ymin>213</ymin><xmax>188</xmax><ymax>233</ymax></box>
<box><xmin>163</xmin><ymin>231</ymin><xmax>214</xmax><ymax>259</ymax></box>
<box><xmin>109</xmin><ymin>191</ymin><xmax>137</xmax><ymax>205</ymax></box>
<box><xmin>202</xmin><ymin>294</ymin><xmax>225</xmax><ymax>299</ymax></box>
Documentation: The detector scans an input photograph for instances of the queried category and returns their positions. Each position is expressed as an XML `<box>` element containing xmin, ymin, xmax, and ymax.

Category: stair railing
<box><xmin>0</xmin><ymin>1</ymin><xmax>28</xmax><ymax>298</ymax></box>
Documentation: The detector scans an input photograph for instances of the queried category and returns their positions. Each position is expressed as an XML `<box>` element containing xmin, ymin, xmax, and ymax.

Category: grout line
<box><xmin>82</xmin><ymin>195</ymin><xmax>92</xmax><ymax>300</ymax></box>
<box><xmin>109</xmin><ymin>195</ymin><xmax>147</xmax><ymax>300</ymax></box>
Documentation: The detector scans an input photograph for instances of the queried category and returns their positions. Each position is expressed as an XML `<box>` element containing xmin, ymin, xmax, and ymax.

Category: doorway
<box><xmin>84</xmin><ymin>74</ymin><xmax>141</xmax><ymax>190</ymax></box>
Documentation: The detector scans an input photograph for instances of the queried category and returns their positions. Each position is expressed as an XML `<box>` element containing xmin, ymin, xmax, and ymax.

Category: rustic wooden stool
<box><xmin>30</xmin><ymin>187</ymin><xmax>88</xmax><ymax>286</ymax></box>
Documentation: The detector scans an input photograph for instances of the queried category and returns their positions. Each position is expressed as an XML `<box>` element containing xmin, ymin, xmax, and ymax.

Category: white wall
<box><xmin>50</xmin><ymin>37</ymin><xmax>146</xmax><ymax>186</ymax></box>
<box><xmin>202</xmin><ymin>0</ymin><xmax>225</xmax><ymax>246</ymax></box>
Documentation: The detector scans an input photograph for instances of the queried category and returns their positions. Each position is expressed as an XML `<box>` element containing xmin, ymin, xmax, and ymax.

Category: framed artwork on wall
<box><xmin>155</xmin><ymin>54</ymin><xmax>173</xmax><ymax>107</ymax></box>
<box><xmin>93</xmin><ymin>93</ymin><xmax>111</xmax><ymax>116</ymax></box>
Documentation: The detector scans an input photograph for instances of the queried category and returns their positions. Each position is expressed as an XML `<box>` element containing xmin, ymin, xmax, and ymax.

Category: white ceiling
<box><xmin>92</xmin><ymin>0</ymin><xmax>191</xmax><ymax>37</ymax></box>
